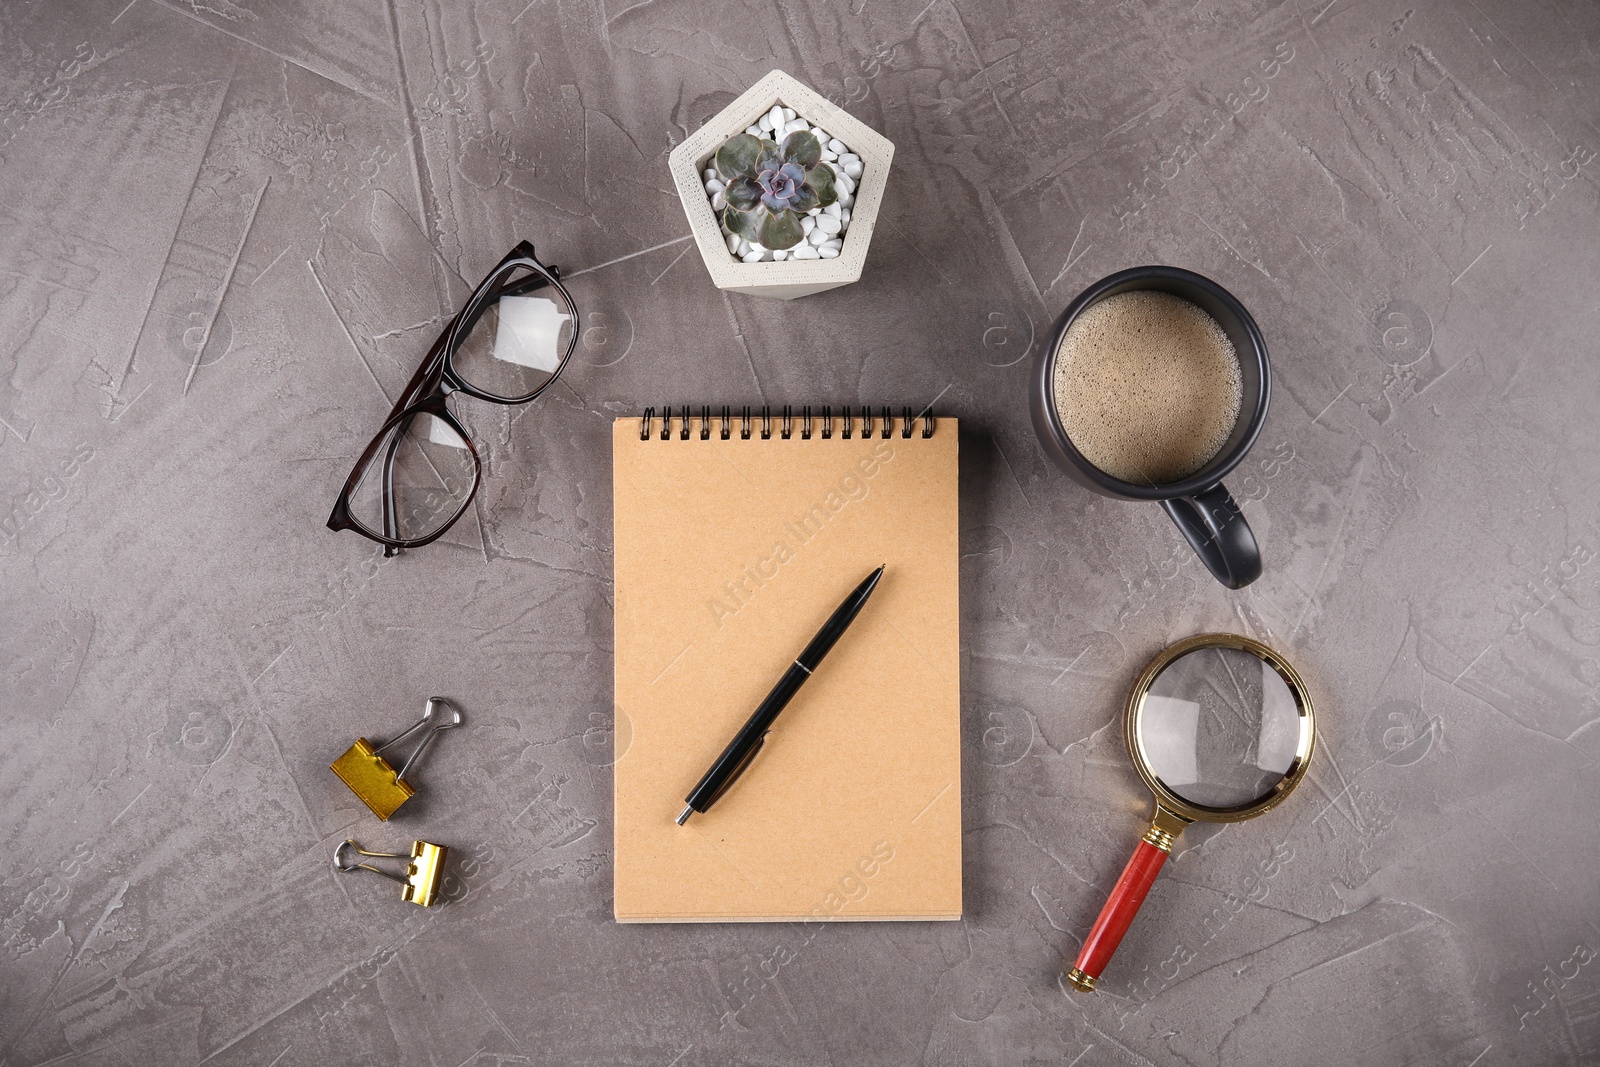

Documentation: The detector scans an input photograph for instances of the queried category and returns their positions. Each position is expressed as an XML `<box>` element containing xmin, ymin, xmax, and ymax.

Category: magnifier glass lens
<box><xmin>1138</xmin><ymin>645</ymin><xmax>1301</xmax><ymax>808</ymax></box>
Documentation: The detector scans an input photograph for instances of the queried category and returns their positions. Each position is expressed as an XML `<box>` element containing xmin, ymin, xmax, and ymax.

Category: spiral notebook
<box><xmin>612</xmin><ymin>406</ymin><xmax>961</xmax><ymax>922</ymax></box>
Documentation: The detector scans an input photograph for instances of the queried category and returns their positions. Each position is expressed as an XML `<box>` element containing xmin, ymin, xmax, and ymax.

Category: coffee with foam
<box><xmin>1051</xmin><ymin>290</ymin><xmax>1243</xmax><ymax>486</ymax></box>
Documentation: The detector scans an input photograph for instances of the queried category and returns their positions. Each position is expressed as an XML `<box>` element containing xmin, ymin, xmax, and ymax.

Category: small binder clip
<box><xmin>330</xmin><ymin>696</ymin><xmax>461</xmax><ymax>820</ymax></box>
<box><xmin>334</xmin><ymin>839</ymin><xmax>448</xmax><ymax>907</ymax></box>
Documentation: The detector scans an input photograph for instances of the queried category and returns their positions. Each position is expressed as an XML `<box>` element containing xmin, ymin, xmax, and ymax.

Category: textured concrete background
<box><xmin>3</xmin><ymin>0</ymin><xmax>1598</xmax><ymax>1064</ymax></box>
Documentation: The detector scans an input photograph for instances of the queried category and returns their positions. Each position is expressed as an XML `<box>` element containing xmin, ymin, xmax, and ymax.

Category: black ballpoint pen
<box><xmin>676</xmin><ymin>565</ymin><xmax>885</xmax><ymax>825</ymax></box>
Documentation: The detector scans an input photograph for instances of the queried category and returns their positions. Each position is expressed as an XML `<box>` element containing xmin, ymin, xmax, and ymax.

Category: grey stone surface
<box><xmin>2</xmin><ymin>0</ymin><xmax>1598</xmax><ymax>1063</ymax></box>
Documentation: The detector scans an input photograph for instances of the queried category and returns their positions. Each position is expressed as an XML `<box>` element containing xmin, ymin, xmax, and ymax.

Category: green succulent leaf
<box><xmin>724</xmin><ymin>176</ymin><xmax>762</xmax><ymax>212</ymax></box>
<box><xmin>789</xmin><ymin>184</ymin><xmax>820</xmax><ymax>214</ymax></box>
<box><xmin>724</xmin><ymin>206</ymin><xmax>761</xmax><ymax>241</ymax></box>
<box><xmin>808</xmin><ymin>163</ymin><xmax>838</xmax><ymax>207</ymax></box>
<box><xmin>756</xmin><ymin>140</ymin><xmax>783</xmax><ymax>175</ymax></box>
<box><xmin>715</xmin><ymin>134</ymin><xmax>763</xmax><ymax>180</ymax></box>
<box><xmin>758</xmin><ymin>208</ymin><xmax>805</xmax><ymax>250</ymax></box>
<box><xmin>780</xmin><ymin>130</ymin><xmax>821</xmax><ymax>168</ymax></box>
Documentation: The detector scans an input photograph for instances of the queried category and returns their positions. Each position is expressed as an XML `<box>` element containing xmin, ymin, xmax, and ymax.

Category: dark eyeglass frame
<box><xmin>327</xmin><ymin>241</ymin><xmax>579</xmax><ymax>556</ymax></box>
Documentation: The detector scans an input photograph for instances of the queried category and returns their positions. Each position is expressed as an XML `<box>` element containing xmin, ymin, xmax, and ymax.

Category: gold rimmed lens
<box><xmin>1124</xmin><ymin>633</ymin><xmax>1315</xmax><ymax>824</ymax></box>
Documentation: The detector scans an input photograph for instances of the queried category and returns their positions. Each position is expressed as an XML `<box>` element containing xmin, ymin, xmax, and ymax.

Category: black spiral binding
<box><xmin>638</xmin><ymin>406</ymin><xmax>938</xmax><ymax>441</ymax></box>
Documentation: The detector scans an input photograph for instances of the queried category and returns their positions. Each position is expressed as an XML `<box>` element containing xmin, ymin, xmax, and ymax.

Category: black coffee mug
<box><xmin>1029</xmin><ymin>266</ymin><xmax>1270</xmax><ymax>589</ymax></box>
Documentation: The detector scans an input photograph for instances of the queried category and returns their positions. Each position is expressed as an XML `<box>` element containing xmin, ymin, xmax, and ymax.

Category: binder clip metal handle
<box><xmin>373</xmin><ymin>696</ymin><xmax>461</xmax><ymax>782</ymax></box>
<box><xmin>334</xmin><ymin>839</ymin><xmax>449</xmax><ymax>907</ymax></box>
<box><xmin>330</xmin><ymin>697</ymin><xmax>462</xmax><ymax>821</ymax></box>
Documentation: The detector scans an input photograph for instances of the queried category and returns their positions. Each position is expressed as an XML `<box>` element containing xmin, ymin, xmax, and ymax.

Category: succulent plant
<box><xmin>715</xmin><ymin>130</ymin><xmax>838</xmax><ymax>251</ymax></box>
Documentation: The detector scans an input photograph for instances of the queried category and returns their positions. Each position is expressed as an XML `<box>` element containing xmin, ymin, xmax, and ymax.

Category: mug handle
<box><xmin>1161</xmin><ymin>483</ymin><xmax>1262</xmax><ymax>589</ymax></box>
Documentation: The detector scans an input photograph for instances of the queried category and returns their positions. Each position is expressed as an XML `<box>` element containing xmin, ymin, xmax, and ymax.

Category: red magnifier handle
<box><xmin>1066</xmin><ymin>834</ymin><xmax>1171</xmax><ymax>991</ymax></box>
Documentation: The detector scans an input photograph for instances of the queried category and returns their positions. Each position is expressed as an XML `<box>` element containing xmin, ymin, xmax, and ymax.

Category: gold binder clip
<box><xmin>330</xmin><ymin>697</ymin><xmax>462</xmax><ymax>820</ymax></box>
<box><xmin>334</xmin><ymin>839</ymin><xmax>449</xmax><ymax>907</ymax></box>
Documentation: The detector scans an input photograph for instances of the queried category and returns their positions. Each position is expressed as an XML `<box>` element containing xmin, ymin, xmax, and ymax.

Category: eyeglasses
<box><xmin>328</xmin><ymin>242</ymin><xmax>580</xmax><ymax>555</ymax></box>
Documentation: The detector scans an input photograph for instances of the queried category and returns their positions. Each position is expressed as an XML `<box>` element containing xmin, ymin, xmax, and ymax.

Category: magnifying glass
<box><xmin>1066</xmin><ymin>633</ymin><xmax>1315</xmax><ymax>992</ymax></box>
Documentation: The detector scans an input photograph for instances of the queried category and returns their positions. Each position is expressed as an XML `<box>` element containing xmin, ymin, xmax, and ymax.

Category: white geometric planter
<box><xmin>668</xmin><ymin>69</ymin><xmax>894</xmax><ymax>301</ymax></box>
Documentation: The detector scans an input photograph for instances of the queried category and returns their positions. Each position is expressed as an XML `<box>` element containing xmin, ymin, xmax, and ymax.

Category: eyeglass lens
<box><xmin>450</xmin><ymin>262</ymin><xmax>577</xmax><ymax>401</ymax></box>
<box><xmin>346</xmin><ymin>413</ymin><xmax>477</xmax><ymax>544</ymax></box>
<box><xmin>1137</xmin><ymin>645</ymin><xmax>1301</xmax><ymax>809</ymax></box>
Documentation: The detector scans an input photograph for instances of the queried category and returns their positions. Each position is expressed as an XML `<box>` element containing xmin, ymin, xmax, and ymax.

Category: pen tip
<box><xmin>676</xmin><ymin>805</ymin><xmax>693</xmax><ymax>826</ymax></box>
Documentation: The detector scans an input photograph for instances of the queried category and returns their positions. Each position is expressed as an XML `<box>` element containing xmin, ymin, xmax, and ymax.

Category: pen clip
<box><xmin>706</xmin><ymin>733</ymin><xmax>766</xmax><ymax>807</ymax></box>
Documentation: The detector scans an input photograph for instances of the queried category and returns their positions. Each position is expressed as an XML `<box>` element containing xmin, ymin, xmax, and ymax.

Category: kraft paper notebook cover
<box><xmin>612</xmin><ymin>407</ymin><xmax>961</xmax><ymax>922</ymax></box>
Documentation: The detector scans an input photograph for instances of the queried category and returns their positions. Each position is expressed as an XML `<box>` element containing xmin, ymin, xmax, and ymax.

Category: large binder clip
<box><xmin>330</xmin><ymin>697</ymin><xmax>462</xmax><ymax>820</ymax></box>
<box><xmin>334</xmin><ymin>839</ymin><xmax>448</xmax><ymax>907</ymax></box>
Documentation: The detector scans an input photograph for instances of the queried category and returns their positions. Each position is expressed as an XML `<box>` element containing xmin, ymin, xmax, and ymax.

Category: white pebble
<box><xmin>801</xmin><ymin>215</ymin><xmax>816</xmax><ymax>234</ymax></box>
<box><xmin>816</xmin><ymin>213</ymin><xmax>842</xmax><ymax>235</ymax></box>
<box><xmin>742</xmin><ymin>250</ymin><xmax>764</xmax><ymax>263</ymax></box>
<box><xmin>842</xmin><ymin>159</ymin><xmax>863</xmax><ymax>179</ymax></box>
<box><xmin>835</xmin><ymin>172</ymin><xmax>856</xmax><ymax>194</ymax></box>
<box><xmin>811</xmin><ymin>128</ymin><xmax>830</xmax><ymax>142</ymax></box>
<box><xmin>780</xmin><ymin>106</ymin><xmax>795</xmax><ymax>121</ymax></box>
<box><xmin>749</xmin><ymin>241</ymin><xmax>765</xmax><ymax>252</ymax></box>
<box><xmin>784</xmin><ymin>118</ymin><xmax>809</xmax><ymax>135</ymax></box>
<box><xmin>808</xmin><ymin>226</ymin><xmax>829</xmax><ymax>247</ymax></box>
<box><xmin>838</xmin><ymin>190</ymin><xmax>854</xmax><ymax>208</ymax></box>
<box><xmin>737</xmin><ymin>238</ymin><xmax>751</xmax><ymax>255</ymax></box>
<box><xmin>821</xmin><ymin>151</ymin><xmax>838</xmax><ymax>163</ymax></box>
<box><xmin>824</xmin><ymin>200</ymin><xmax>842</xmax><ymax>217</ymax></box>
<box><xmin>839</xmin><ymin>152</ymin><xmax>859</xmax><ymax>163</ymax></box>
<box><xmin>768</xmin><ymin>105</ymin><xmax>785</xmax><ymax>128</ymax></box>
<box><xmin>827</xmin><ymin>139</ymin><xmax>847</xmax><ymax>154</ymax></box>
<box><xmin>758</xmin><ymin>114</ymin><xmax>775</xmax><ymax>132</ymax></box>
<box><xmin>807</xmin><ymin>207</ymin><xmax>822</xmax><ymax>216</ymax></box>
<box><xmin>839</xmin><ymin>207</ymin><xmax>851</xmax><ymax>225</ymax></box>
<box><xmin>705</xmin><ymin>178</ymin><xmax>724</xmax><ymax>194</ymax></box>
<box><xmin>712</xmin><ymin>190</ymin><xmax>726</xmax><ymax>210</ymax></box>
<box><xmin>819</xmin><ymin>243</ymin><xmax>841</xmax><ymax>258</ymax></box>
<box><xmin>745</xmin><ymin>125</ymin><xmax>762</xmax><ymax>136</ymax></box>
<box><xmin>727</xmin><ymin>232</ymin><xmax>742</xmax><ymax>254</ymax></box>
<box><xmin>773</xmin><ymin>249</ymin><xmax>789</xmax><ymax>261</ymax></box>
<box><xmin>792</xmin><ymin>246</ymin><xmax>821</xmax><ymax>260</ymax></box>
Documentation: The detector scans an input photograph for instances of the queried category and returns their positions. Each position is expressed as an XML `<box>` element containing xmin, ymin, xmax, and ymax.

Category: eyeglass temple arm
<box><xmin>381</xmin><ymin>420</ymin><xmax>403</xmax><ymax>553</ymax></box>
<box><xmin>486</xmin><ymin>240</ymin><xmax>558</xmax><ymax>300</ymax></box>
<box><xmin>497</xmin><ymin>270</ymin><xmax>557</xmax><ymax>299</ymax></box>
<box><xmin>389</xmin><ymin>321</ymin><xmax>456</xmax><ymax>418</ymax></box>
<box><xmin>373</xmin><ymin>304</ymin><xmax>465</xmax><ymax>555</ymax></box>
